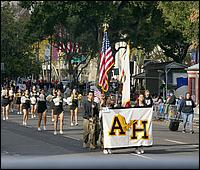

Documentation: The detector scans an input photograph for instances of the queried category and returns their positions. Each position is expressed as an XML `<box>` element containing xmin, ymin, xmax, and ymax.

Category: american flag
<box><xmin>99</xmin><ymin>31</ymin><xmax>114</xmax><ymax>92</ymax></box>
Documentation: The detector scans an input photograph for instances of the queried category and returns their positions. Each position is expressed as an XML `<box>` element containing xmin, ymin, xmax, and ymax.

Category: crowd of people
<box><xmin>1</xmin><ymin>78</ymin><xmax>197</xmax><ymax>155</ymax></box>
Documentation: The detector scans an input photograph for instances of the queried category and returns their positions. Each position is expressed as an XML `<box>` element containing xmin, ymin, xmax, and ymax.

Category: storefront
<box><xmin>186</xmin><ymin>63</ymin><xmax>199</xmax><ymax>104</ymax></box>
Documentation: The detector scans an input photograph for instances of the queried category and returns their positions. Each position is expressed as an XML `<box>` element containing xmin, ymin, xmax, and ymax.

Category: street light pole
<box><xmin>165</xmin><ymin>67</ymin><xmax>171</xmax><ymax>99</ymax></box>
<box><xmin>50</xmin><ymin>35</ymin><xmax>52</xmax><ymax>83</ymax></box>
<box><xmin>165</xmin><ymin>68</ymin><xmax>167</xmax><ymax>100</ymax></box>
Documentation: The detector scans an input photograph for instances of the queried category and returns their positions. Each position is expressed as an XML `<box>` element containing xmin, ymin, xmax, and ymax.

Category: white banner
<box><xmin>102</xmin><ymin>107</ymin><xmax>153</xmax><ymax>148</ymax></box>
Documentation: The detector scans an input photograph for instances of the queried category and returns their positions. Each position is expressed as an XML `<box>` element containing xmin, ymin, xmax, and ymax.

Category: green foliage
<box><xmin>1</xmin><ymin>3</ymin><xmax>41</xmax><ymax>78</ymax></box>
<box><xmin>158</xmin><ymin>1</ymin><xmax>199</xmax><ymax>44</ymax></box>
<box><xmin>3</xmin><ymin>1</ymin><xmax>199</xmax><ymax>81</ymax></box>
<box><xmin>157</xmin><ymin>1</ymin><xmax>199</xmax><ymax>63</ymax></box>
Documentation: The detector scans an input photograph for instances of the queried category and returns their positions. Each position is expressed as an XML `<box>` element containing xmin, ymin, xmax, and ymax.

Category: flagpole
<box><xmin>103</xmin><ymin>23</ymin><xmax>109</xmax><ymax>32</ymax></box>
<box><xmin>101</xmin><ymin>22</ymin><xmax>109</xmax><ymax>95</ymax></box>
<box><xmin>99</xmin><ymin>22</ymin><xmax>114</xmax><ymax>95</ymax></box>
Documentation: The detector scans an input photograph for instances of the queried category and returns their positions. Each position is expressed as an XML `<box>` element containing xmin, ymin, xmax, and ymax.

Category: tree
<box><xmin>18</xmin><ymin>1</ymin><xmax>199</xmax><ymax>84</ymax></box>
<box><xmin>157</xmin><ymin>1</ymin><xmax>199</xmax><ymax>63</ymax></box>
<box><xmin>1</xmin><ymin>2</ymin><xmax>41</xmax><ymax>79</ymax></box>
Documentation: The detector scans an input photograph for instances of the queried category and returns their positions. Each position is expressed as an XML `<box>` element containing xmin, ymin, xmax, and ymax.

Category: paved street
<box><xmin>1</xmin><ymin>105</ymin><xmax>199</xmax><ymax>169</ymax></box>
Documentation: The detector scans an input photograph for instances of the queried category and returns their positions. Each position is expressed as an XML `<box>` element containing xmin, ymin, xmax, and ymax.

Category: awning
<box><xmin>132</xmin><ymin>72</ymin><xmax>145</xmax><ymax>79</ymax></box>
<box><xmin>185</xmin><ymin>63</ymin><xmax>199</xmax><ymax>71</ymax></box>
<box><xmin>165</xmin><ymin>61</ymin><xmax>188</xmax><ymax>69</ymax></box>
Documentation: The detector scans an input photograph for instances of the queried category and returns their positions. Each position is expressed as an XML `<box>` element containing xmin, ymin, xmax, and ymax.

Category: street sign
<box><xmin>71</xmin><ymin>55</ymin><xmax>86</xmax><ymax>64</ymax></box>
<box><xmin>45</xmin><ymin>44</ymin><xmax>51</xmax><ymax>61</ymax></box>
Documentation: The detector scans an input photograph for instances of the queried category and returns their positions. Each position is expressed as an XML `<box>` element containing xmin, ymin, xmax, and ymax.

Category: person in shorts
<box><xmin>37</xmin><ymin>89</ymin><xmax>47</xmax><ymax>131</ymax></box>
<box><xmin>1</xmin><ymin>86</ymin><xmax>10</xmax><ymax>120</ymax></box>
<box><xmin>30</xmin><ymin>86</ymin><xmax>39</xmax><ymax>118</ymax></box>
<box><xmin>53</xmin><ymin>89</ymin><xmax>67</xmax><ymax>135</ymax></box>
<box><xmin>70</xmin><ymin>89</ymin><xmax>79</xmax><ymax>126</ymax></box>
<box><xmin>15</xmin><ymin>88</ymin><xmax>22</xmax><ymax>115</ymax></box>
<box><xmin>8</xmin><ymin>86</ymin><xmax>14</xmax><ymax>113</ymax></box>
<box><xmin>21</xmin><ymin>89</ymin><xmax>31</xmax><ymax>126</ymax></box>
<box><xmin>50</xmin><ymin>88</ymin><xmax>57</xmax><ymax>122</ymax></box>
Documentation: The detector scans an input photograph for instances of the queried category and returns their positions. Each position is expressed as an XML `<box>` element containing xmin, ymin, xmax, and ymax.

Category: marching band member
<box><xmin>37</xmin><ymin>89</ymin><xmax>47</xmax><ymax>131</ymax></box>
<box><xmin>15</xmin><ymin>88</ymin><xmax>22</xmax><ymax>115</ymax></box>
<box><xmin>8</xmin><ymin>86</ymin><xmax>14</xmax><ymax>113</ymax></box>
<box><xmin>1</xmin><ymin>86</ymin><xmax>10</xmax><ymax>120</ymax></box>
<box><xmin>21</xmin><ymin>89</ymin><xmax>31</xmax><ymax>126</ymax></box>
<box><xmin>70</xmin><ymin>89</ymin><xmax>79</xmax><ymax>126</ymax></box>
<box><xmin>30</xmin><ymin>86</ymin><xmax>39</xmax><ymax>118</ymax></box>
<box><xmin>52</xmin><ymin>89</ymin><xmax>67</xmax><ymax>135</ymax></box>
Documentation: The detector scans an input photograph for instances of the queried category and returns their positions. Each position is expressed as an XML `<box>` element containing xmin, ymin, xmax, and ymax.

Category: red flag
<box><xmin>52</xmin><ymin>46</ymin><xmax>58</xmax><ymax>61</ymax></box>
<box><xmin>73</xmin><ymin>42</ymin><xmax>81</xmax><ymax>54</ymax></box>
<box><xmin>66</xmin><ymin>41</ymin><xmax>73</xmax><ymax>53</ymax></box>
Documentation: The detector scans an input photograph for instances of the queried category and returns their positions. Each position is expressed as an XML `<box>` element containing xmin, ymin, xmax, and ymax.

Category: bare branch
<box><xmin>76</xmin><ymin>55</ymin><xmax>93</xmax><ymax>81</ymax></box>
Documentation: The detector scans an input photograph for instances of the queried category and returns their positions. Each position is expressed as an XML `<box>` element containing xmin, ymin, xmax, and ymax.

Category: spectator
<box><xmin>135</xmin><ymin>93</ymin><xmax>145</xmax><ymax>107</ymax></box>
<box><xmin>164</xmin><ymin>91</ymin><xmax>176</xmax><ymax>120</ymax></box>
<box><xmin>156</xmin><ymin>96</ymin><xmax>164</xmax><ymax>117</ymax></box>
<box><xmin>59</xmin><ymin>82</ymin><xmax>64</xmax><ymax>93</ymax></box>
<box><xmin>144</xmin><ymin>90</ymin><xmax>153</xmax><ymax>107</ymax></box>
<box><xmin>177</xmin><ymin>95</ymin><xmax>184</xmax><ymax>112</ymax></box>
<box><xmin>106</xmin><ymin>94</ymin><xmax>116</xmax><ymax>108</ymax></box>
<box><xmin>178</xmin><ymin>92</ymin><xmax>196</xmax><ymax>134</ymax></box>
<box><xmin>64</xmin><ymin>87</ymin><xmax>71</xmax><ymax>98</ymax></box>
<box><xmin>168</xmin><ymin>90</ymin><xmax>176</xmax><ymax>105</ymax></box>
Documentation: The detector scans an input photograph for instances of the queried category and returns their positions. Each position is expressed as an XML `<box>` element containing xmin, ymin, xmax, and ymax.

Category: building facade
<box><xmin>186</xmin><ymin>63</ymin><xmax>199</xmax><ymax>105</ymax></box>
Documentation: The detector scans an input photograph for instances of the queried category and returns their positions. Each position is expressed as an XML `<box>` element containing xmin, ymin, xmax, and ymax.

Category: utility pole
<box><xmin>50</xmin><ymin>35</ymin><xmax>53</xmax><ymax>83</ymax></box>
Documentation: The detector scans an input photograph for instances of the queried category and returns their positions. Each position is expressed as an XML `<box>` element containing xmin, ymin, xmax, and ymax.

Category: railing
<box><xmin>153</xmin><ymin>104</ymin><xmax>183</xmax><ymax>122</ymax></box>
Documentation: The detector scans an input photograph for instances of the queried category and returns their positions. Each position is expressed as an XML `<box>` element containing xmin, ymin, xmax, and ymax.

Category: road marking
<box><xmin>164</xmin><ymin>139</ymin><xmax>187</xmax><ymax>144</ymax></box>
<box><xmin>130</xmin><ymin>153</ymin><xmax>154</xmax><ymax>160</ymax></box>
<box><xmin>64</xmin><ymin>135</ymin><xmax>80</xmax><ymax>141</ymax></box>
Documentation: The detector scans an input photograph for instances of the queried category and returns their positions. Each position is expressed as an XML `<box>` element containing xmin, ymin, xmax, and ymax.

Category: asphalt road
<box><xmin>1</xmin><ymin>105</ymin><xmax>199</xmax><ymax>169</ymax></box>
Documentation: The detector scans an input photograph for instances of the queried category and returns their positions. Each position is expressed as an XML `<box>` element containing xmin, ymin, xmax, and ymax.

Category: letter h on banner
<box><xmin>131</xmin><ymin>120</ymin><xmax>149</xmax><ymax>140</ymax></box>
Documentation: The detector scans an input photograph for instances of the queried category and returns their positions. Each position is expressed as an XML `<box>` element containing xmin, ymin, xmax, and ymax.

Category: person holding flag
<box><xmin>98</xmin><ymin>24</ymin><xmax>114</xmax><ymax>154</ymax></box>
